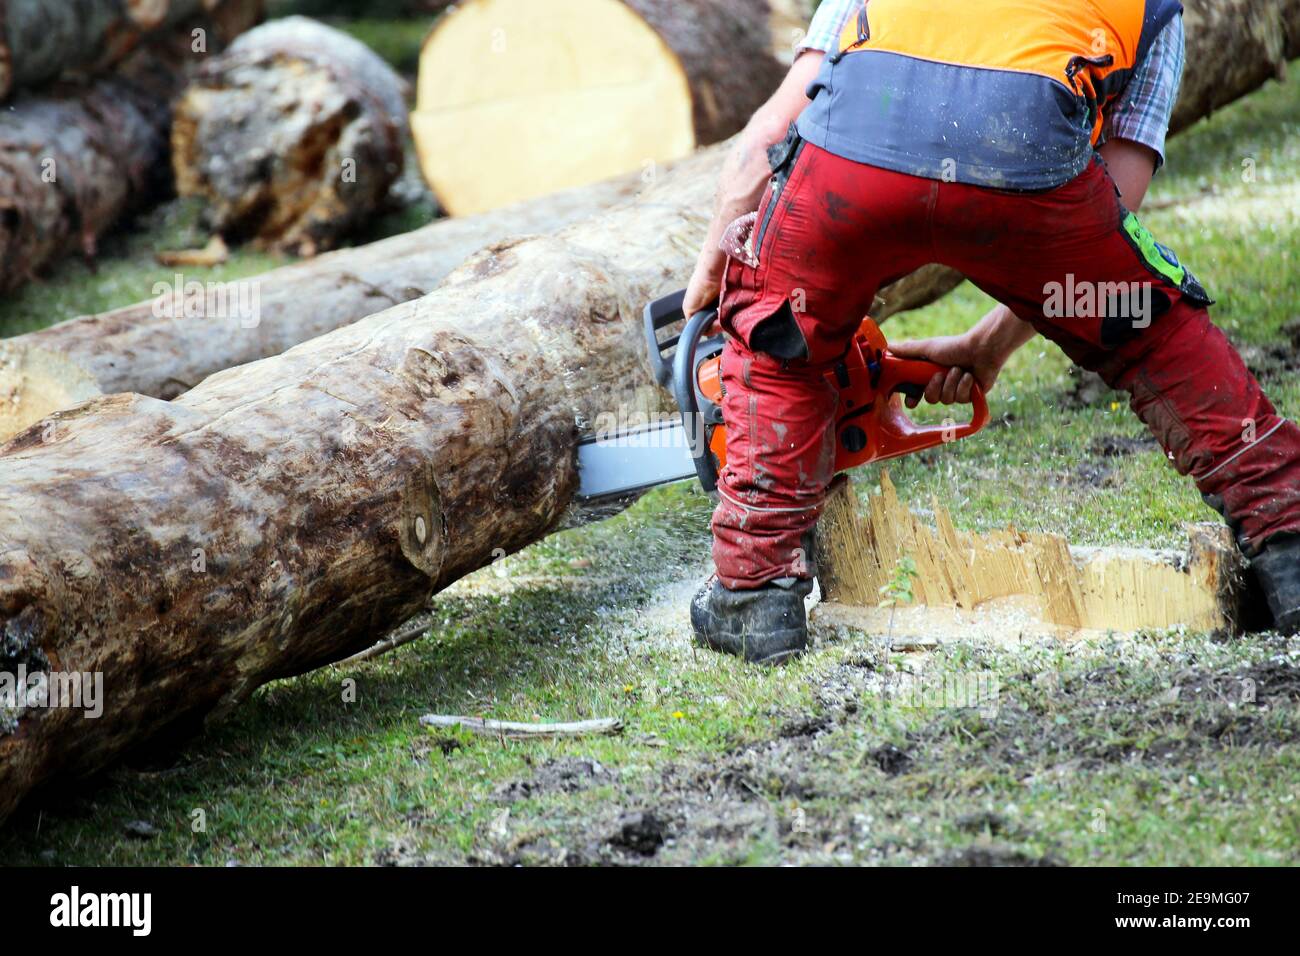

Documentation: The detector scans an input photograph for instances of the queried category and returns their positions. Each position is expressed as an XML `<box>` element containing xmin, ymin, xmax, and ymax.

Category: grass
<box><xmin>1</xmin><ymin>31</ymin><xmax>1298</xmax><ymax>865</ymax></box>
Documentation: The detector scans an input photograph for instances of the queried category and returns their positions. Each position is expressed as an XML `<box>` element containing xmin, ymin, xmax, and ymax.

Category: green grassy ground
<box><xmin>1</xmin><ymin>43</ymin><xmax>1297</xmax><ymax>865</ymax></box>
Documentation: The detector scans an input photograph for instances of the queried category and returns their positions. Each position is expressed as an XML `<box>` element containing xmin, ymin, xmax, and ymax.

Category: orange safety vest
<box><xmin>796</xmin><ymin>0</ymin><xmax>1182</xmax><ymax>189</ymax></box>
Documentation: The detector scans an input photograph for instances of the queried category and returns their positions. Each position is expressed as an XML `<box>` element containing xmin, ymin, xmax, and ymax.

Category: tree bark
<box><xmin>411</xmin><ymin>0</ymin><xmax>787</xmax><ymax>215</ymax></box>
<box><xmin>172</xmin><ymin>16</ymin><xmax>410</xmax><ymax>255</ymax></box>
<box><xmin>0</xmin><ymin>0</ymin><xmax>264</xmax><ymax>296</ymax></box>
<box><xmin>0</xmin><ymin>171</ymin><xmax>645</xmax><ymax>440</ymax></box>
<box><xmin>0</xmin><ymin>147</ymin><xmax>704</xmax><ymax>823</ymax></box>
<box><xmin>0</xmin><ymin>0</ymin><xmax>232</xmax><ymax>101</ymax></box>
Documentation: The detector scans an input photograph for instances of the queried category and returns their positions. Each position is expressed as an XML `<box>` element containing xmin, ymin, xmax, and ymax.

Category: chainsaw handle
<box><xmin>875</xmin><ymin>354</ymin><xmax>990</xmax><ymax>449</ymax></box>
<box><xmin>673</xmin><ymin>307</ymin><xmax>722</xmax><ymax>492</ymax></box>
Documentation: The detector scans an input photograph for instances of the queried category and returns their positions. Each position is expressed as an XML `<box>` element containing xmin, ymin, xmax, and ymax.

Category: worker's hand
<box><xmin>891</xmin><ymin>334</ymin><xmax>990</xmax><ymax>407</ymax></box>
<box><xmin>892</xmin><ymin>304</ymin><xmax>1038</xmax><ymax>407</ymax></box>
<box><xmin>890</xmin><ymin>332</ymin><xmax>1002</xmax><ymax>407</ymax></box>
<box><xmin>683</xmin><ymin>246</ymin><xmax>725</xmax><ymax>320</ymax></box>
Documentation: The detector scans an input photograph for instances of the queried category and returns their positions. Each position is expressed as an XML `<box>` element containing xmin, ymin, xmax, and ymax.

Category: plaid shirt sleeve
<box><xmin>796</xmin><ymin>0</ymin><xmax>860</xmax><ymax>56</ymax></box>
<box><xmin>1102</xmin><ymin>13</ymin><xmax>1186</xmax><ymax>170</ymax></box>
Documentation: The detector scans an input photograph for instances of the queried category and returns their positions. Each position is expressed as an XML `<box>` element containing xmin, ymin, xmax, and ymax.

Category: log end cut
<box><xmin>412</xmin><ymin>0</ymin><xmax>783</xmax><ymax>216</ymax></box>
<box><xmin>0</xmin><ymin>344</ymin><xmax>103</xmax><ymax>443</ymax></box>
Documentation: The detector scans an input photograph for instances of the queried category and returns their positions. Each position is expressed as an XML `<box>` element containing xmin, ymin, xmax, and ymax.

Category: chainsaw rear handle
<box><xmin>874</xmin><ymin>353</ymin><xmax>990</xmax><ymax>452</ymax></box>
<box><xmin>673</xmin><ymin>305</ymin><xmax>722</xmax><ymax>493</ymax></box>
<box><xmin>643</xmin><ymin>289</ymin><xmax>688</xmax><ymax>388</ymax></box>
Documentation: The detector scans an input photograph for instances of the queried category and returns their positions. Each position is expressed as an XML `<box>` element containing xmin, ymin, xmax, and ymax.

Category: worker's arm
<box><xmin>682</xmin><ymin>53</ymin><xmax>824</xmax><ymax>318</ymax></box>
<box><xmin>893</xmin><ymin>138</ymin><xmax>1159</xmax><ymax>406</ymax></box>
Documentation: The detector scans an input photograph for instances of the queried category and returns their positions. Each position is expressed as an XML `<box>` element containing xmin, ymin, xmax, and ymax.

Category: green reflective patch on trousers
<box><xmin>1122</xmin><ymin>211</ymin><xmax>1186</xmax><ymax>287</ymax></box>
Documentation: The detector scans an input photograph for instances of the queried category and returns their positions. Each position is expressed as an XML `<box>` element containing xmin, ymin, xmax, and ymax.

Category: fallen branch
<box><xmin>419</xmin><ymin>716</ymin><xmax>624</xmax><ymax>738</ymax></box>
<box><xmin>337</xmin><ymin>617</ymin><xmax>432</xmax><ymax>666</ymax></box>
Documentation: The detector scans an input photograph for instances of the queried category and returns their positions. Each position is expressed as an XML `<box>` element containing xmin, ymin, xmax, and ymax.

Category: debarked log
<box><xmin>0</xmin><ymin>170</ymin><xmax>647</xmax><ymax>440</ymax></box>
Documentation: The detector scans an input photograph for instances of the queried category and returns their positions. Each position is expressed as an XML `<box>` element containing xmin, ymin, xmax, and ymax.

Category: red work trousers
<box><xmin>713</xmin><ymin>144</ymin><xmax>1300</xmax><ymax>589</ymax></box>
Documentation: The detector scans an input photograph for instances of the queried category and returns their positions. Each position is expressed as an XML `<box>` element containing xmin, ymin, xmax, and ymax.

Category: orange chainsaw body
<box><xmin>696</xmin><ymin>316</ymin><xmax>989</xmax><ymax>474</ymax></box>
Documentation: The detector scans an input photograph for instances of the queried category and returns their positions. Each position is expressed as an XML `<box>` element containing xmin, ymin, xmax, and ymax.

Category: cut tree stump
<box><xmin>0</xmin><ymin>0</ymin><xmax>264</xmax><ymax>297</ymax></box>
<box><xmin>815</xmin><ymin>474</ymin><xmax>1248</xmax><ymax>642</ymax></box>
<box><xmin>411</xmin><ymin>0</ymin><xmax>787</xmax><ymax>215</ymax></box>
<box><xmin>172</xmin><ymin>16</ymin><xmax>409</xmax><ymax>255</ymax></box>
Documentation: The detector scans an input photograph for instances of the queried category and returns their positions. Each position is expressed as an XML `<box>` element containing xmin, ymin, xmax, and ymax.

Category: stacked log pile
<box><xmin>0</xmin><ymin>0</ymin><xmax>264</xmax><ymax>295</ymax></box>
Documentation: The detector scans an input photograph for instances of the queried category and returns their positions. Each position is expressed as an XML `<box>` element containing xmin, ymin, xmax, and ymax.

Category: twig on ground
<box><xmin>418</xmin><ymin>715</ymin><xmax>624</xmax><ymax>738</ymax></box>
<box><xmin>338</xmin><ymin>617</ymin><xmax>433</xmax><ymax>666</ymax></box>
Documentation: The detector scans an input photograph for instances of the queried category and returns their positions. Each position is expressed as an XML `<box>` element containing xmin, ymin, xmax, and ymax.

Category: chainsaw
<box><xmin>575</xmin><ymin>289</ymin><xmax>990</xmax><ymax>503</ymax></box>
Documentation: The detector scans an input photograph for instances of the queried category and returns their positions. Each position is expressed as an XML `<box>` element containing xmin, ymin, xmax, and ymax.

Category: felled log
<box><xmin>411</xmin><ymin>0</ymin><xmax>787</xmax><ymax>215</ymax></box>
<box><xmin>0</xmin><ymin>0</ymin><xmax>233</xmax><ymax>101</ymax></box>
<box><xmin>0</xmin><ymin>148</ymin><xmax>720</xmax><ymax>823</ymax></box>
<box><xmin>815</xmin><ymin>474</ymin><xmax>1247</xmax><ymax>642</ymax></box>
<box><xmin>0</xmin><ymin>171</ymin><xmax>646</xmax><ymax>441</ymax></box>
<box><xmin>1173</xmin><ymin>0</ymin><xmax>1300</xmax><ymax>132</ymax></box>
<box><xmin>0</xmin><ymin>49</ymin><xmax>176</xmax><ymax>296</ymax></box>
<box><xmin>0</xmin><ymin>0</ymin><xmax>264</xmax><ymax>296</ymax></box>
<box><xmin>173</xmin><ymin>17</ymin><xmax>410</xmax><ymax>255</ymax></box>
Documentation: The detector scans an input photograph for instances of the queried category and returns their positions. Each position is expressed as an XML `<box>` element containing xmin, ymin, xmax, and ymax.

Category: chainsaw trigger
<box><xmin>894</xmin><ymin>382</ymin><xmax>925</xmax><ymax>403</ymax></box>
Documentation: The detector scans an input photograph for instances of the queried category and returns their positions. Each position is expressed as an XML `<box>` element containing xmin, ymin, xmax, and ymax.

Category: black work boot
<box><xmin>1252</xmin><ymin>534</ymin><xmax>1300</xmax><ymax>635</ymax></box>
<box><xmin>690</xmin><ymin>576</ymin><xmax>813</xmax><ymax>665</ymax></box>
